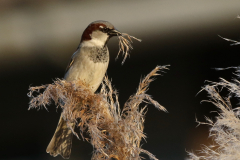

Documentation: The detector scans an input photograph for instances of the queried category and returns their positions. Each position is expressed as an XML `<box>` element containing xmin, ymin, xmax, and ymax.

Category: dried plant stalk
<box><xmin>188</xmin><ymin>19</ymin><xmax>240</xmax><ymax>159</ymax></box>
<box><xmin>28</xmin><ymin>65</ymin><xmax>169</xmax><ymax>160</ymax></box>
<box><xmin>117</xmin><ymin>33</ymin><xmax>141</xmax><ymax>64</ymax></box>
<box><xmin>218</xmin><ymin>17</ymin><xmax>240</xmax><ymax>46</ymax></box>
<box><xmin>187</xmin><ymin>68</ymin><xmax>240</xmax><ymax>160</ymax></box>
<box><xmin>218</xmin><ymin>35</ymin><xmax>240</xmax><ymax>46</ymax></box>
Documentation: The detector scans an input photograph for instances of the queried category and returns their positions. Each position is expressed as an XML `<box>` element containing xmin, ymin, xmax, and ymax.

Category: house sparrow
<box><xmin>46</xmin><ymin>20</ymin><xmax>121</xmax><ymax>159</ymax></box>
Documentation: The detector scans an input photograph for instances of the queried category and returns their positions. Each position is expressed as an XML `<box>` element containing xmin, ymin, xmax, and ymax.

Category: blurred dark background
<box><xmin>1</xmin><ymin>1</ymin><xmax>240</xmax><ymax>160</ymax></box>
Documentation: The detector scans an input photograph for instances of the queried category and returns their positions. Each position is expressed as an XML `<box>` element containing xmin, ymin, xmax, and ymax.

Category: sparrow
<box><xmin>46</xmin><ymin>20</ymin><xmax>121</xmax><ymax>159</ymax></box>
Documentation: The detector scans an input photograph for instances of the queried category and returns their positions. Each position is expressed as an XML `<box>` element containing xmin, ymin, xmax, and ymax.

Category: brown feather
<box><xmin>65</xmin><ymin>57</ymin><xmax>74</xmax><ymax>74</ymax></box>
<box><xmin>81</xmin><ymin>23</ymin><xmax>108</xmax><ymax>42</ymax></box>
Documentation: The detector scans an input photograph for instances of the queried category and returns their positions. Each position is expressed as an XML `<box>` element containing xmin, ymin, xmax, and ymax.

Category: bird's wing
<box><xmin>65</xmin><ymin>58</ymin><xmax>74</xmax><ymax>74</ymax></box>
<box><xmin>65</xmin><ymin>47</ymin><xmax>80</xmax><ymax>74</ymax></box>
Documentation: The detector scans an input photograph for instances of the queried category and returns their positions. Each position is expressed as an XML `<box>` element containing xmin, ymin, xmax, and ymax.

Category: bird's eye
<box><xmin>102</xmin><ymin>27</ymin><xmax>109</xmax><ymax>33</ymax></box>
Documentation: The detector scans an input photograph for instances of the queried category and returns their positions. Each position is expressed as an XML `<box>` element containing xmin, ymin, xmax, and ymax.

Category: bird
<box><xmin>46</xmin><ymin>20</ymin><xmax>122</xmax><ymax>159</ymax></box>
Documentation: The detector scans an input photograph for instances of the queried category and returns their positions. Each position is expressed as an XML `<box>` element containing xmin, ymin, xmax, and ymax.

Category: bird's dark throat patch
<box><xmin>87</xmin><ymin>46</ymin><xmax>109</xmax><ymax>63</ymax></box>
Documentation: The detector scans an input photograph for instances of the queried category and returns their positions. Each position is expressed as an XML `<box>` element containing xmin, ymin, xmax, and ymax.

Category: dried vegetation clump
<box><xmin>188</xmin><ymin>19</ymin><xmax>240</xmax><ymax>159</ymax></box>
<box><xmin>28</xmin><ymin>65</ymin><xmax>169</xmax><ymax>160</ymax></box>
<box><xmin>187</xmin><ymin>67</ymin><xmax>240</xmax><ymax>160</ymax></box>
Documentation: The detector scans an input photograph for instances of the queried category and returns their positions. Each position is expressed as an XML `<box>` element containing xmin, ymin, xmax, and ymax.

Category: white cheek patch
<box><xmin>99</xmin><ymin>26</ymin><xmax>104</xmax><ymax>29</ymax></box>
<box><xmin>81</xmin><ymin>30</ymin><xmax>109</xmax><ymax>47</ymax></box>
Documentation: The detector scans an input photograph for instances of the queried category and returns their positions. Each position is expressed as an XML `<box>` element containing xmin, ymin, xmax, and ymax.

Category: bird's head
<box><xmin>80</xmin><ymin>20</ymin><xmax>122</xmax><ymax>47</ymax></box>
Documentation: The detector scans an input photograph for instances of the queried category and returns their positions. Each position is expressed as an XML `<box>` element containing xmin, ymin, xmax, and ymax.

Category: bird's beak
<box><xmin>108</xmin><ymin>29</ymin><xmax>122</xmax><ymax>36</ymax></box>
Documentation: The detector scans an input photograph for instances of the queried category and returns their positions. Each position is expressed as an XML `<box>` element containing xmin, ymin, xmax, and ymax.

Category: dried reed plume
<box><xmin>187</xmin><ymin>67</ymin><xmax>240</xmax><ymax>160</ymax></box>
<box><xmin>28</xmin><ymin>65</ymin><xmax>169</xmax><ymax>160</ymax></box>
<box><xmin>117</xmin><ymin>33</ymin><xmax>142</xmax><ymax>64</ymax></box>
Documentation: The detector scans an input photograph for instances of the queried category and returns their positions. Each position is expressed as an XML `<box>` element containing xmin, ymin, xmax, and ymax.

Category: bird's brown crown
<box><xmin>81</xmin><ymin>21</ymin><xmax>114</xmax><ymax>42</ymax></box>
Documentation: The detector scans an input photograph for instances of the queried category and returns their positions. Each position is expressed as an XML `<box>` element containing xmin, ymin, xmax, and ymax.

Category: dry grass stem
<box><xmin>28</xmin><ymin>65</ymin><xmax>169</xmax><ymax>160</ymax></box>
<box><xmin>117</xmin><ymin>33</ymin><xmax>141</xmax><ymax>64</ymax></box>
<box><xmin>218</xmin><ymin>18</ymin><xmax>240</xmax><ymax>46</ymax></box>
<box><xmin>187</xmin><ymin>67</ymin><xmax>240</xmax><ymax>160</ymax></box>
<box><xmin>218</xmin><ymin>35</ymin><xmax>240</xmax><ymax>46</ymax></box>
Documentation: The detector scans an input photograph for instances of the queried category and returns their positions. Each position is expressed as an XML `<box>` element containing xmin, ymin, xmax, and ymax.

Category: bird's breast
<box><xmin>64</xmin><ymin>47</ymin><xmax>109</xmax><ymax>92</ymax></box>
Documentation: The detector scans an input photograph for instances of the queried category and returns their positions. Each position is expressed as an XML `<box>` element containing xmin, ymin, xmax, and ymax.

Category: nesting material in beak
<box><xmin>116</xmin><ymin>33</ymin><xmax>141</xmax><ymax>64</ymax></box>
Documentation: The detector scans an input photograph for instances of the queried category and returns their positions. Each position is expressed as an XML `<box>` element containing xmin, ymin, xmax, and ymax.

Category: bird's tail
<box><xmin>46</xmin><ymin>115</ymin><xmax>75</xmax><ymax>159</ymax></box>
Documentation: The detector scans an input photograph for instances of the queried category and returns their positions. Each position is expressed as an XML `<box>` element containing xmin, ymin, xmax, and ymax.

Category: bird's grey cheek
<box><xmin>91</xmin><ymin>31</ymin><xmax>98</xmax><ymax>39</ymax></box>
